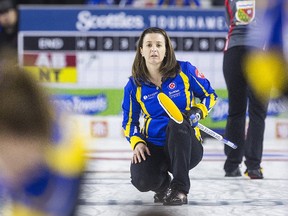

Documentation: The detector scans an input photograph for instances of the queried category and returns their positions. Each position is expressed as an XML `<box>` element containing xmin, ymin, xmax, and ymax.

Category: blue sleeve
<box><xmin>185</xmin><ymin>61</ymin><xmax>218</xmax><ymax>112</ymax></box>
<box><xmin>122</xmin><ymin>78</ymin><xmax>145</xmax><ymax>148</ymax></box>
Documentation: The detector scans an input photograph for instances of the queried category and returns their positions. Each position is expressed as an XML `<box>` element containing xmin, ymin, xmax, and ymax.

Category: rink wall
<box><xmin>71</xmin><ymin>114</ymin><xmax>288</xmax><ymax>142</ymax></box>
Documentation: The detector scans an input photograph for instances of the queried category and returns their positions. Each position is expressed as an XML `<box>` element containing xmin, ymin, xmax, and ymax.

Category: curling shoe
<box><xmin>244</xmin><ymin>168</ymin><xmax>264</xmax><ymax>179</ymax></box>
<box><xmin>163</xmin><ymin>189</ymin><xmax>187</xmax><ymax>206</ymax></box>
<box><xmin>225</xmin><ymin>167</ymin><xmax>241</xmax><ymax>177</ymax></box>
<box><xmin>154</xmin><ymin>187</ymin><xmax>171</xmax><ymax>203</ymax></box>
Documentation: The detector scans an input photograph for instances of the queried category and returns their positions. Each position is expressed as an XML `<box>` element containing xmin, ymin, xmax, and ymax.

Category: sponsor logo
<box><xmin>76</xmin><ymin>11</ymin><xmax>145</xmax><ymax>31</ymax></box>
<box><xmin>143</xmin><ymin>91</ymin><xmax>158</xmax><ymax>100</ymax></box>
<box><xmin>210</xmin><ymin>98</ymin><xmax>228</xmax><ymax>121</ymax></box>
<box><xmin>211</xmin><ymin>97</ymin><xmax>287</xmax><ymax>122</ymax></box>
<box><xmin>276</xmin><ymin>122</ymin><xmax>288</xmax><ymax>139</ymax></box>
<box><xmin>91</xmin><ymin>121</ymin><xmax>108</xmax><ymax>138</ymax></box>
<box><xmin>148</xmin><ymin>14</ymin><xmax>226</xmax><ymax>31</ymax></box>
<box><xmin>168</xmin><ymin>89</ymin><xmax>180</xmax><ymax>98</ymax></box>
<box><xmin>168</xmin><ymin>82</ymin><xmax>176</xmax><ymax>90</ymax></box>
<box><xmin>51</xmin><ymin>94</ymin><xmax>107</xmax><ymax>115</ymax></box>
<box><xmin>267</xmin><ymin>98</ymin><xmax>288</xmax><ymax>116</ymax></box>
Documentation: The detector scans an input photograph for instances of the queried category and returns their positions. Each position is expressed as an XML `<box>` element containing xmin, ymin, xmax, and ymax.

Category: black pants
<box><xmin>130</xmin><ymin>119</ymin><xmax>203</xmax><ymax>195</ymax></box>
<box><xmin>223</xmin><ymin>46</ymin><xmax>268</xmax><ymax>172</ymax></box>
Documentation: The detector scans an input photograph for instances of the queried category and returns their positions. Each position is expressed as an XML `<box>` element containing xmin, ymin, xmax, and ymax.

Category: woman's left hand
<box><xmin>132</xmin><ymin>142</ymin><xmax>151</xmax><ymax>164</ymax></box>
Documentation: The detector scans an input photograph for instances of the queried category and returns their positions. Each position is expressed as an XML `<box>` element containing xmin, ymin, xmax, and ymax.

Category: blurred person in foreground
<box><xmin>122</xmin><ymin>27</ymin><xmax>217</xmax><ymax>205</ymax></box>
<box><xmin>244</xmin><ymin>0</ymin><xmax>288</xmax><ymax>103</ymax></box>
<box><xmin>0</xmin><ymin>0</ymin><xmax>18</xmax><ymax>56</ymax></box>
<box><xmin>222</xmin><ymin>0</ymin><xmax>268</xmax><ymax>179</ymax></box>
<box><xmin>0</xmin><ymin>59</ymin><xmax>86</xmax><ymax>216</ymax></box>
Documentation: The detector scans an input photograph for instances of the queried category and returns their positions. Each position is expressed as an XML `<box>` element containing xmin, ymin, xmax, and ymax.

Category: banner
<box><xmin>18</xmin><ymin>7</ymin><xmax>228</xmax><ymax>89</ymax></box>
<box><xmin>48</xmin><ymin>88</ymin><xmax>123</xmax><ymax>115</ymax></box>
<box><xmin>19</xmin><ymin>6</ymin><xmax>227</xmax><ymax>32</ymax></box>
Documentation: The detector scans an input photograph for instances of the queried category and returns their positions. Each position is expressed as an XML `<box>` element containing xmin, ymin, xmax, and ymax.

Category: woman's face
<box><xmin>0</xmin><ymin>133</ymin><xmax>45</xmax><ymax>188</ymax></box>
<box><xmin>0</xmin><ymin>8</ymin><xmax>17</xmax><ymax>28</ymax></box>
<box><xmin>140</xmin><ymin>33</ymin><xmax>166</xmax><ymax>67</ymax></box>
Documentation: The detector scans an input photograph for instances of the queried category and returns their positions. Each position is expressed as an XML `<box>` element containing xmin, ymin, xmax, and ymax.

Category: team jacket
<box><xmin>122</xmin><ymin>61</ymin><xmax>218</xmax><ymax>150</ymax></box>
<box><xmin>224</xmin><ymin>0</ymin><xmax>264</xmax><ymax>50</ymax></box>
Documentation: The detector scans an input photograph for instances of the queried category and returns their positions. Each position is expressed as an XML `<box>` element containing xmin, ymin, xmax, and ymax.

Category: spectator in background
<box><xmin>17</xmin><ymin>0</ymin><xmax>86</xmax><ymax>4</ymax></box>
<box><xmin>0</xmin><ymin>0</ymin><xmax>87</xmax><ymax>62</ymax></box>
<box><xmin>222</xmin><ymin>0</ymin><xmax>268</xmax><ymax>179</ymax></box>
<box><xmin>158</xmin><ymin>0</ymin><xmax>200</xmax><ymax>7</ymax></box>
<box><xmin>126</xmin><ymin>0</ymin><xmax>155</xmax><ymax>7</ymax></box>
<box><xmin>84</xmin><ymin>0</ymin><xmax>114</xmax><ymax>5</ymax></box>
<box><xmin>0</xmin><ymin>0</ymin><xmax>18</xmax><ymax>57</ymax></box>
<box><xmin>0</xmin><ymin>58</ymin><xmax>87</xmax><ymax>216</ymax></box>
<box><xmin>211</xmin><ymin>0</ymin><xmax>224</xmax><ymax>6</ymax></box>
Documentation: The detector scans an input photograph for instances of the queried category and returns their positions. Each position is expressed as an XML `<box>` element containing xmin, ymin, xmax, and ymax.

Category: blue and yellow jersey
<box><xmin>122</xmin><ymin>61</ymin><xmax>218</xmax><ymax>150</ymax></box>
<box><xmin>0</xmin><ymin>116</ymin><xmax>86</xmax><ymax>216</ymax></box>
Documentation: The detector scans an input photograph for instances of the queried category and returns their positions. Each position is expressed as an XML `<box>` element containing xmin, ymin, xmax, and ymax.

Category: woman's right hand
<box><xmin>132</xmin><ymin>142</ymin><xmax>151</xmax><ymax>164</ymax></box>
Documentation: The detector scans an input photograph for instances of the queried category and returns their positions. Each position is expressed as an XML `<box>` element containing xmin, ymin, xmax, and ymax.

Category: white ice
<box><xmin>76</xmin><ymin>137</ymin><xmax>288</xmax><ymax>216</ymax></box>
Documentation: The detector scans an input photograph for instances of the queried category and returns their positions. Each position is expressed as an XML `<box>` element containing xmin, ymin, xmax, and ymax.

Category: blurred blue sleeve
<box><xmin>264</xmin><ymin>0</ymin><xmax>285</xmax><ymax>51</ymax></box>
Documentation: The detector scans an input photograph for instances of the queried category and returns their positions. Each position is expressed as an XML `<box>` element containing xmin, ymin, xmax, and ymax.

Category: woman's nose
<box><xmin>151</xmin><ymin>46</ymin><xmax>157</xmax><ymax>51</ymax></box>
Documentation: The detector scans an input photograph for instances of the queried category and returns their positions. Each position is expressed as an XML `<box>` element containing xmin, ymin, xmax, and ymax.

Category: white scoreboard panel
<box><xmin>18</xmin><ymin>6</ymin><xmax>227</xmax><ymax>89</ymax></box>
<box><xmin>18</xmin><ymin>32</ymin><xmax>226</xmax><ymax>88</ymax></box>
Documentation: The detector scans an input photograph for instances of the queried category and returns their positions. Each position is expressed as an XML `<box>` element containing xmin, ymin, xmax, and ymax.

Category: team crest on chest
<box><xmin>236</xmin><ymin>1</ymin><xmax>255</xmax><ymax>25</ymax></box>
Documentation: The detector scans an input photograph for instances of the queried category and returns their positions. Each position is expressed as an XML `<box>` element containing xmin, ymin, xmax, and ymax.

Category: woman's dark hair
<box><xmin>132</xmin><ymin>27</ymin><xmax>180</xmax><ymax>86</ymax></box>
<box><xmin>0</xmin><ymin>62</ymin><xmax>53</xmax><ymax>140</ymax></box>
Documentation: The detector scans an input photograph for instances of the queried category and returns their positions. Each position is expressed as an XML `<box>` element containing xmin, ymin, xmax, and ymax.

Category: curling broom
<box><xmin>157</xmin><ymin>92</ymin><xmax>237</xmax><ymax>149</ymax></box>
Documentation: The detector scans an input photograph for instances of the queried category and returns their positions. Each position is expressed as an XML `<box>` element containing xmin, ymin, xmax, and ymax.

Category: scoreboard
<box><xmin>18</xmin><ymin>6</ymin><xmax>228</xmax><ymax>89</ymax></box>
<box><xmin>22</xmin><ymin>35</ymin><xmax>225</xmax><ymax>52</ymax></box>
